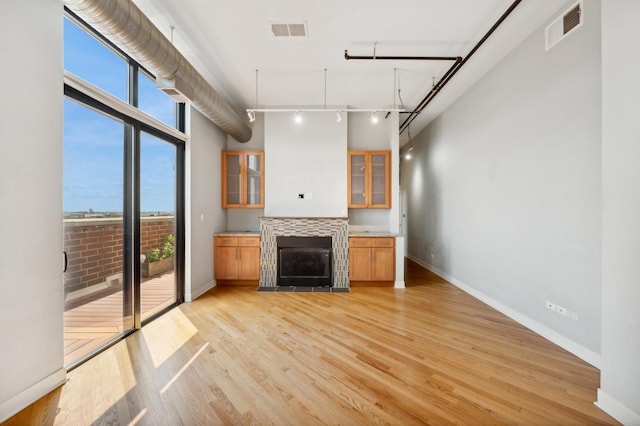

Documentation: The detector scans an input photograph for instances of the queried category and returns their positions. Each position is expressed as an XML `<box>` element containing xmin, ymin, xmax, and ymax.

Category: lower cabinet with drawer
<box><xmin>349</xmin><ymin>236</ymin><xmax>395</xmax><ymax>286</ymax></box>
<box><xmin>214</xmin><ymin>235</ymin><xmax>260</xmax><ymax>284</ymax></box>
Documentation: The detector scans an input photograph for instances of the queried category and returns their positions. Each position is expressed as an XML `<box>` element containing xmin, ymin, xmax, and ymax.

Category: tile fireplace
<box><xmin>259</xmin><ymin>217</ymin><xmax>349</xmax><ymax>288</ymax></box>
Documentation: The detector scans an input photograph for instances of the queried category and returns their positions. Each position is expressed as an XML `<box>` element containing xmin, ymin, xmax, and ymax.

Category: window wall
<box><xmin>63</xmin><ymin>11</ymin><xmax>185</xmax><ymax>368</ymax></box>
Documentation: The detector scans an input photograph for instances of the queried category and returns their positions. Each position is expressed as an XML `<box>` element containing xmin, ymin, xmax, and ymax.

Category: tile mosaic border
<box><xmin>259</xmin><ymin>217</ymin><xmax>349</xmax><ymax>288</ymax></box>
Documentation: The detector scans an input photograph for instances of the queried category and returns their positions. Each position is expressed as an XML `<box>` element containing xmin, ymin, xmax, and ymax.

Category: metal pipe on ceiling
<box><xmin>63</xmin><ymin>0</ymin><xmax>252</xmax><ymax>143</ymax></box>
<box><xmin>344</xmin><ymin>50</ymin><xmax>462</xmax><ymax>62</ymax></box>
<box><xmin>399</xmin><ymin>0</ymin><xmax>523</xmax><ymax>134</ymax></box>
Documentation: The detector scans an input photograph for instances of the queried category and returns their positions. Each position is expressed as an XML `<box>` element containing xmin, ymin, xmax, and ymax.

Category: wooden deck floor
<box><xmin>64</xmin><ymin>272</ymin><xmax>176</xmax><ymax>365</ymax></box>
<box><xmin>10</xmin><ymin>260</ymin><xmax>618</xmax><ymax>425</ymax></box>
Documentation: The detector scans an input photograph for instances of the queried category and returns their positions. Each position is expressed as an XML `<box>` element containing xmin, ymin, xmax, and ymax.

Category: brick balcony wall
<box><xmin>64</xmin><ymin>216</ymin><xmax>174</xmax><ymax>294</ymax></box>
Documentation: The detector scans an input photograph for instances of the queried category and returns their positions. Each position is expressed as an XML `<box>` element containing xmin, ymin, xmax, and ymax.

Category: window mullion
<box><xmin>129</xmin><ymin>62</ymin><xmax>138</xmax><ymax>108</ymax></box>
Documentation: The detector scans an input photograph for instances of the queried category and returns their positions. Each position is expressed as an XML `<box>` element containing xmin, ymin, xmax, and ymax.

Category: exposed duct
<box><xmin>63</xmin><ymin>0</ymin><xmax>252</xmax><ymax>142</ymax></box>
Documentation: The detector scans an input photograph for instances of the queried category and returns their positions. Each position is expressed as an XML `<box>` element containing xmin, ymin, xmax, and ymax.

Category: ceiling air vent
<box><xmin>270</xmin><ymin>22</ymin><xmax>307</xmax><ymax>38</ymax></box>
<box><xmin>545</xmin><ymin>1</ymin><xmax>583</xmax><ymax>51</ymax></box>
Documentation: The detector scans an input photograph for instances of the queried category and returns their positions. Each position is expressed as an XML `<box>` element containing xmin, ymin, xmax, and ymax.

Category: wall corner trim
<box><xmin>394</xmin><ymin>281</ymin><xmax>406</xmax><ymax>289</ymax></box>
<box><xmin>186</xmin><ymin>279</ymin><xmax>215</xmax><ymax>302</ymax></box>
<box><xmin>407</xmin><ymin>255</ymin><xmax>602</xmax><ymax>368</ymax></box>
<box><xmin>596</xmin><ymin>388</ymin><xmax>640</xmax><ymax>426</ymax></box>
<box><xmin>0</xmin><ymin>368</ymin><xmax>67</xmax><ymax>423</ymax></box>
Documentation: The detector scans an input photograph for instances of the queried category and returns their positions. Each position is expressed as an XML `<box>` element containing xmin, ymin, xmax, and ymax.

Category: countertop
<box><xmin>214</xmin><ymin>231</ymin><xmax>398</xmax><ymax>237</ymax></box>
<box><xmin>214</xmin><ymin>231</ymin><xmax>260</xmax><ymax>237</ymax></box>
<box><xmin>348</xmin><ymin>232</ymin><xmax>398</xmax><ymax>237</ymax></box>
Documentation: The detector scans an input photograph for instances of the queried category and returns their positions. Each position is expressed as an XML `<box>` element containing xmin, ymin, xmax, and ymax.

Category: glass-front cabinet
<box><xmin>348</xmin><ymin>150</ymin><xmax>391</xmax><ymax>208</ymax></box>
<box><xmin>222</xmin><ymin>150</ymin><xmax>264</xmax><ymax>208</ymax></box>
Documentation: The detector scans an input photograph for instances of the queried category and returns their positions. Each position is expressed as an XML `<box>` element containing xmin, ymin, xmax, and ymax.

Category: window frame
<box><xmin>63</xmin><ymin>8</ymin><xmax>186</xmax><ymax>369</ymax></box>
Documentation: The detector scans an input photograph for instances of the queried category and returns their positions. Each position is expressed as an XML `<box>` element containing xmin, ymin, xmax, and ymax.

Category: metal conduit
<box><xmin>344</xmin><ymin>50</ymin><xmax>462</xmax><ymax>62</ymax></box>
<box><xmin>63</xmin><ymin>0</ymin><xmax>252</xmax><ymax>142</ymax></box>
<box><xmin>399</xmin><ymin>0</ymin><xmax>522</xmax><ymax>134</ymax></box>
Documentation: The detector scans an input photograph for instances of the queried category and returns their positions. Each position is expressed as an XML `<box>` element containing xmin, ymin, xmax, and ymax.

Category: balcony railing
<box><xmin>64</xmin><ymin>215</ymin><xmax>175</xmax><ymax>308</ymax></box>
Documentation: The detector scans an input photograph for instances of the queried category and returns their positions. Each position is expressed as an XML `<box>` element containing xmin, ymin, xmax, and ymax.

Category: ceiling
<box><xmin>133</xmin><ymin>0</ymin><xmax>566</xmax><ymax>143</ymax></box>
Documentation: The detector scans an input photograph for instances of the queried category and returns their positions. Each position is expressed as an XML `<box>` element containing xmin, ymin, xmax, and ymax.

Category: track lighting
<box><xmin>247</xmin><ymin>110</ymin><xmax>256</xmax><ymax>123</ymax></box>
<box><xmin>294</xmin><ymin>111</ymin><xmax>302</xmax><ymax>124</ymax></box>
<box><xmin>336</xmin><ymin>111</ymin><xmax>342</xmax><ymax>123</ymax></box>
<box><xmin>403</xmin><ymin>126</ymin><xmax>414</xmax><ymax>160</ymax></box>
<box><xmin>371</xmin><ymin>111</ymin><xmax>379</xmax><ymax>124</ymax></box>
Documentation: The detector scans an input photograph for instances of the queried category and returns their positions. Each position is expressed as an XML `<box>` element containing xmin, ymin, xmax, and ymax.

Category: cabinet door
<box><xmin>215</xmin><ymin>246</ymin><xmax>239</xmax><ymax>280</ymax></box>
<box><xmin>349</xmin><ymin>247</ymin><xmax>372</xmax><ymax>281</ymax></box>
<box><xmin>348</xmin><ymin>152</ymin><xmax>367</xmax><ymax>208</ymax></box>
<box><xmin>238</xmin><ymin>246</ymin><xmax>260</xmax><ymax>280</ymax></box>
<box><xmin>369</xmin><ymin>152</ymin><xmax>390</xmax><ymax>208</ymax></box>
<box><xmin>222</xmin><ymin>153</ymin><xmax>242</xmax><ymax>207</ymax></box>
<box><xmin>371</xmin><ymin>247</ymin><xmax>394</xmax><ymax>281</ymax></box>
<box><xmin>245</xmin><ymin>152</ymin><xmax>264</xmax><ymax>207</ymax></box>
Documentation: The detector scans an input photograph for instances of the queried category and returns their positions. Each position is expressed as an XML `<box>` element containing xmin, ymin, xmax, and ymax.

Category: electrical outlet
<box><xmin>547</xmin><ymin>300</ymin><xmax>578</xmax><ymax>320</ymax></box>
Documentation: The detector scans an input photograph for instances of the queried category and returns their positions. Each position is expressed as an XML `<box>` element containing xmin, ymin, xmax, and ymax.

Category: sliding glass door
<box><xmin>62</xmin><ymin>99</ymin><xmax>133</xmax><ymax>366</ymax></box>
<box><xmin>62</xmin><ymin>101</ymin><xmax>183</xmax><ymax>367</ymax></box>
<box><xmin>140</xmin><ymin>132</ymin><xmax>178</xmax><ymax>321</ymax></box>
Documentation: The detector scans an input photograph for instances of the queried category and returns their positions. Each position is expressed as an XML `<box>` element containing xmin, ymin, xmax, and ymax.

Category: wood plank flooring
<box><xmin>6</xmin><ymin>260</ymin><xmax>618</xmax><ymax>425</ymax></box>
<box><xmin>64</xmin><ymin>272</ymin><xmax>176</xmax><ymax>365</ymax></box>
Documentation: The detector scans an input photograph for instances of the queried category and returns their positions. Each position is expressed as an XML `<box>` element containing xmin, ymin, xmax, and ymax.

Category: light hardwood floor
<box><xmin>6</xmin><ymin>260</ymin><xmax>618</xmax><ymax>425</ymax></box>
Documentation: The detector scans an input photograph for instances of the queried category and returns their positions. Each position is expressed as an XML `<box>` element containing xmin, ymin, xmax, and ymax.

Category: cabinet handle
<box><xmin>63</xmin><ymin>251</ymin><xmax>68</xmax><ymax>273</ymax></box>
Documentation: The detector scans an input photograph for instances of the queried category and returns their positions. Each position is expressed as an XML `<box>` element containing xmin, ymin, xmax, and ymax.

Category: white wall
<box><xmin>401</xmin><ymin>0</ymin><xmax>602</xmax><ymax>363</ymax></box>
<box><xmin>598</xmin><ymin>1</ymin><xmax>640</xmax><ymax>423</ymax></box>
<box><xmin>185</xmin><ymin>107</ymin><xmax>228</xmax><ymax>300</ymax></box>
<box><xmin>347</xmin><ymin>112</ymin><xmax>391</xmax><ymax>150</ymax></box>
<box><xmin>0</xmin><ymin>0</ymin><xmax>66</xmax><ymax>421</ymax></box>
<box><xmin>264</xmin><ymin>112</ymin><xmax>348</xmax><ymax>217</ymax></box>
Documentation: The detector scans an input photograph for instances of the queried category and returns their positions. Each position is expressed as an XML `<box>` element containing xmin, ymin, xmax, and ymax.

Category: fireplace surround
<box><xmin>259</xmin><ymin>217</ymin><xmax>349</xmax><ymax>288</ymax></box>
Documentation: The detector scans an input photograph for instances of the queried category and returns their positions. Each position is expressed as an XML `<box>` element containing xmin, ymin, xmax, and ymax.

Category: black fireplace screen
<box><xmin>277</xmin><ymin>236</ymin><xmax>332</xmax><ymax>286</ymax></box>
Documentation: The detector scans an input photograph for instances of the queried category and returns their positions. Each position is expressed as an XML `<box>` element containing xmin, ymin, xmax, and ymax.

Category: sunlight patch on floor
<box><xmin>141</xmin><ymin>308</ymin><xmax>198</xmax><ymax>368</ymax></box>
<box><xmin>160</xmin><ymin>342</ymin><xmax>209</xmax><ymax>394</ymax></box>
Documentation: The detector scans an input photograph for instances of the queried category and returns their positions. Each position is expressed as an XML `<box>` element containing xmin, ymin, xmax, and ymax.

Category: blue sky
<box><xmin>63</xmin><ymin>18</ymin><xmax>176</xmax><ymax>213</ymax></box>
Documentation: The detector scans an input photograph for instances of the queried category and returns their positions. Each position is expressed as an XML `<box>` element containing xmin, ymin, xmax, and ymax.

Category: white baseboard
<box><xmin>394</xmin><ymin>280</ymin><xmax>406</xmax><ymax>288</ymax></box>
<box><xmin>185</xmin><ymin>279</ymin><xmax>215</xmax><ymax>302</ymax></box>
<box><xmin>0</xmin><ymin>368</ymin><xmax>67</xmax><ymax>423</ymax></box>
<box><xmin>407</xmin><ymin>255</ymin><xmax>601</xmax><ymax>368</ymax></box>
<box><xmin>596</xmin><ymin>388</ymin><xmax>640</xmax><ymax>426</ymax></box>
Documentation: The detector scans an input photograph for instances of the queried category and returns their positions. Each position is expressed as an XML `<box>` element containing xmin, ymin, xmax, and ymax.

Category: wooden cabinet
<box><xmin>222</xmin><ymin>151</ymin><xmax>264</xmax><ymax>208</ymax></box>
<box><xmin>347</xmin><ymin>150</ymin><xmax>391</xmax><ymax>208</ymax></box>
<box><xmin>214</xmin><ymin>235</ymin><xmax>260</xmax><ymax>283</ymax></box>
<box><xmin>349</xmin><ymin>237</ymin><xmax>395</xmax><ymax>285</ymax></box>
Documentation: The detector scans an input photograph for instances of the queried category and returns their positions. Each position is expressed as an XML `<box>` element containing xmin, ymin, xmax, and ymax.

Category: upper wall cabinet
<box><xmin>347</xmin><ymin>150</ymin><xmax>391</xmax><ymax>208</ymax></box>
<box><xmin>222</xmin><ymin>150</ymin><xmax>264</xmax><ymax>208</ymax></box>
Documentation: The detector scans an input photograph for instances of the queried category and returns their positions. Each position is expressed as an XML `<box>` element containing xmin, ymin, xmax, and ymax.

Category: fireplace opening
<box><xmin>277</xmin><ymin>236</ymin><xmax>332</xmax><ymax>287</ymax></box>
